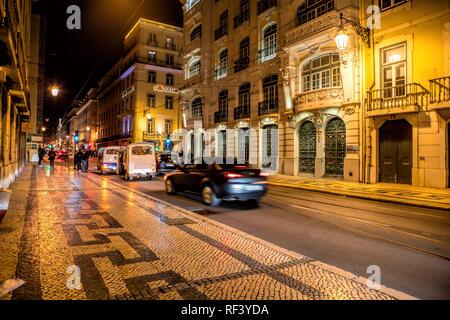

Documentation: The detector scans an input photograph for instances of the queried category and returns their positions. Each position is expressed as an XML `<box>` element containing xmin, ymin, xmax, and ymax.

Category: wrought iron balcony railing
<box><xmin>430</xmin><ymin>76</ymin><xmax>450</xmax><ymax>103</ymax></box>
<box><xmin>258</xmin><ymin>99</ymin><xmax>278</xmax><ymax>116</ymax></box>
<box><xmin>257</xmin><ymin>0</ymin><xmax>277</xmax><ymax>15</ymax></box>
<box><xmin>214</xmin><ymin>110</ymin><xmax>228</xmax><ymax>123</ymax></box>
<box><xmin>165</xmin><ymin>43</ymin><xmax>177</xmax><ymax>51</ymax></box>
<box><xmin>120</xmin><ymin>57</ymin><xmax>181</xmax><ymax>77</ymax></box>
<box><xmin>234</xmin><ymin>10</ymin><xmax>250</xmax><ymax>29</ymax></box>
<box><xmin>234</xmin><ymin>57</ymin><xmax>250</xmax><ymax>73</ymax></box>
<box><xmin>214</xmin><ymin>24</ymin><xmax>228</xmax><ymax>41</ymax></box>
<box><xmin>366</xmin><ymin>83</ymin><xmax>429</xmax><ymax>111</ymax></box>
<box><xmin>234</xmin><ymin>105</ymin><xmax>251</xmax><ymax>120</ymax></box>
<box><xmin>258</xmin><ymin>44</ymin><xmax>277</xmax><ymax>63</ymax></box>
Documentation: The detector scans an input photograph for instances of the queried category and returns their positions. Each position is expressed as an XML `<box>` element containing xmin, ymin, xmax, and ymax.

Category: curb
<box><xmin>269</xmin><ymin>181</ymin><xmax>450</xmax><ymax>211</ymax></box>
<box><xmin>90</xmin><ymin>173</ymin><xmax>419</xmax><ymax>300</ymax></box>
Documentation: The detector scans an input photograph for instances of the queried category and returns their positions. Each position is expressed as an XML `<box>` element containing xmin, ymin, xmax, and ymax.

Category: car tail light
<box><xmin>260</xmin><ymin>172</ymin><xmax>270</xmax><ymax>177</ymax></box>
<box><xmin>225</xmin><ymin>173</ymin><xmax>244</xmax><ymax>179</ymax></box>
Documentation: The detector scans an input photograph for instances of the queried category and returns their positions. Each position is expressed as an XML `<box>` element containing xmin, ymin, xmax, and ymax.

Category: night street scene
<box><xmin>0</xmin><ymin>0</ymin><xmax>449</xmax><ymax>312</ymax></box>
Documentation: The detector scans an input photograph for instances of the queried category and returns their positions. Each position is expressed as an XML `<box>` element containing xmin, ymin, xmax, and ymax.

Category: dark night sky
<box><xmin>34</xmin><ymin>0</ymin><xmax>183</xmax><ymax>130</ymax></box>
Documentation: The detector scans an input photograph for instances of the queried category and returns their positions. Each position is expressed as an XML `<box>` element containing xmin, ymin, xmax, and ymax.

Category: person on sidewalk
<box><xmin>81</xmin><ymin>148</ymin><xmax>91</xmax><ymax>172</ymax></box>
<box><xmin>75</xmin><ymin>149</ymin><xmax>83</xmax><ymax>171</ymax></box>
<box><xmin>48</xmin><ymin>148</ymin><xmax>57</xmax><ymax>170</ymax></box>
<box><xmin>38</xmin><ymin>146</ymin><xmax>46</xmax><ymax>167</ymax></box>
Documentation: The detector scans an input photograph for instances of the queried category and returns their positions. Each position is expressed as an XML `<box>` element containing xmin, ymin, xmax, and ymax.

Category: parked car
<box><xmin>123</xmin><ymin>142</ymin><xmax>157</xmax><ymax>181</ymax></box>
<box><xmin>156</xmin><ymin>152</ymin><xmax>176</xmax><ymax>175</ymax></box>
<box><xmin>164</xmin><ymin>159</ymin><xmax>269</xmax><ymax>206</ymax></box>
<box><xmin>97</xmin><ymin>146</ymin><xmax>121</xmax><ymax>174</ymax></box>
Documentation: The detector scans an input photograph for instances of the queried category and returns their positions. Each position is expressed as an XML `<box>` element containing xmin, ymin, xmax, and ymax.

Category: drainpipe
<box><xmin>363</xmin><ymin>0</ymin><xmax>377</xmax><ymax>184</ymax></box>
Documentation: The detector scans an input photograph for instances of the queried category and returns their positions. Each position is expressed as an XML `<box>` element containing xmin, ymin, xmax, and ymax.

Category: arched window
<box><xmin>296</xmin><ymin>0</ymin><xmax>335</xmax><ymax>26</ymax></box>
<box><xmin>190</xmin><ymin>24</ymin><xmax>202</xmax><ymax>42</ymax></box>
<box><xmin>186</xmin><ymin>0</ymin><xmax>201</xmax><ymax>11</ymax></box>
<box><xmin>260</xmin><ymin>23</ymin><xmax>277</xmax><ymax>62</ymax></box>
<box><xmin>191</xmin><ymin>97</ymin><xmax>202</xmax><ymax>118</ymax></box>
<box><xmin>215</xmin><ymin>49</ymin><xmax>228</xmax><ymax>80</ymax></box>
<box><xmin>188</xmin><ymin>58</ymin><xmax>201</xmax><ymax>78</ymax></box>
<box><xmin>302</xmin><ymin>53</ymin><xmax>341</xmax><ymax>92</ymax></box>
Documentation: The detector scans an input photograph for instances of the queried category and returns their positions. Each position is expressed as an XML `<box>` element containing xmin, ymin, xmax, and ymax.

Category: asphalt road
<box><xmin>83</xmin><ymin>160</ymin><xmax>450</xmax><ymax>299</ymax></box>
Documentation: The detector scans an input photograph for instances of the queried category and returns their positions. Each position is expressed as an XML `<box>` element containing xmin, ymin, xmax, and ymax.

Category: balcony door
<box><xmin>379</xmin><ymin>120</ymin><xmax>412</xmax><ymax>184</ymax></box>
<box><xmin>381</xmin><ymin>43</ymin><xmax>406</xmax><ymax>98</ymax></box>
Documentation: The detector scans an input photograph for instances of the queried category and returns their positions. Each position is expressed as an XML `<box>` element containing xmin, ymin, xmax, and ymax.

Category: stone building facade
<box><xmin>180</xmin><ymin>0</ymin><xmax>290</xmax><ymax>171</ymax></box>
<box><xmin>0</xmin><ymin>0</ymin><xmax>36</xmax><ymax>188</ymax></box>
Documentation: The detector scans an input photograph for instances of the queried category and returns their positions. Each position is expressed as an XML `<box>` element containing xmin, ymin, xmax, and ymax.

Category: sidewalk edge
<box><xmin>269</xmin><ymin>182</ymin><xmax>450</xmax><ymax>211</ymax></box>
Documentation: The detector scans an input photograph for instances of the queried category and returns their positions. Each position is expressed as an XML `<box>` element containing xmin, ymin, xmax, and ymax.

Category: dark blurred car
<box><xmin>156</xmin><ymin>153</ymin><xmax>176</xmax><ymax>175</ymax></box>
<box><xmin>57</xmin><ymin>150</ymin><xmax>69</xmax><ymax>159</ymax></box>
<box><xmin>164</xmin><ymin>159</ymin><xmax>269</xmax><ymax>206</ymax></box>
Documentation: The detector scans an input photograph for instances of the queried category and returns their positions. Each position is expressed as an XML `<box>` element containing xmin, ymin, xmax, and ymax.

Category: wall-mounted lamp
<box><xmin>334</xmin><ymin>12</ymin><xmax>370</xmax><ymax>50</ymax></box>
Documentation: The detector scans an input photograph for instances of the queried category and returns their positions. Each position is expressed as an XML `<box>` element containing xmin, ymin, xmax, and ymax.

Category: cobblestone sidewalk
<box><xmin>0</xmin><ymin>164</ymin><xmax>410</xmax><ymax>300</ymax></box>
<box><xmin>269</xmin><ymin>175</ymin><xmax>450</xmax><ymax>210</ymax></box>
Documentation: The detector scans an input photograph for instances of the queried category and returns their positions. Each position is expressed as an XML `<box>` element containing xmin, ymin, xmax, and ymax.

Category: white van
<box><xmin>97</xmin><ymin>146</ymin><xmax>121</xmax><ymax>174</ymax></box>
<box><xmin>123</xmin><ymin>142</ymin><xmax>156</xmax><ymax>181</ymax></box>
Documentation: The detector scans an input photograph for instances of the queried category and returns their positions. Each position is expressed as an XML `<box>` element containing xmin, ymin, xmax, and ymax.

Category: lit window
<box><xmin>302</xmin><ymin>53</ymin><xmax>341</xmax><ymax>92</ymax></box>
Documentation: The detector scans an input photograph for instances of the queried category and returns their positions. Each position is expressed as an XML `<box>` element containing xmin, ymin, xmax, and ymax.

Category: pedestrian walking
<box><xmin>82</xmin><ymin>148</ymin><xmax>91</xmax><ymax>172</ymax></box>
<box><xmin>48</xmin><ymin>148</ymin><xmax>57</xmax><ymax>170</ymax></box>
<box><xmin>38</xmin><ymin>146</ymin><xmax>46</xmax><ymax>167</ymax></box>
<box><xmin>75</xmin><ymin>149</ymin><xmax>83</xmax><ymax>171</ymax></box>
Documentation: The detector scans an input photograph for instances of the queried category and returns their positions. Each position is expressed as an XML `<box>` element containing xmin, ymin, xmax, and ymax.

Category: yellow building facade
<box><xmin>362</xmin><ymin>0</ymin><xmax>450</xmax><ymax>187</ymax></box>
<box><xmin>123</xmin><ymin>19</ymin><xmax>183</xmax><ymax>150</ymax></box>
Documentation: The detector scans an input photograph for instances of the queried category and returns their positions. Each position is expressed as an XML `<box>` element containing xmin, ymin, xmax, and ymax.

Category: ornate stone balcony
<box><xmin>285</xmin><ymin>8</ymin><xmax>357</xmax><ymax>47</ymax></box>
<box><xmin>293</xmin><ymin>88</ymin><xmax>344</xmax><ymax>111</ymax></box>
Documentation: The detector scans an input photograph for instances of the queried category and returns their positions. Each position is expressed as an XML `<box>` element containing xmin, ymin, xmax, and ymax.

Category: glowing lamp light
<box><xmin>86</xmin><ymin>127</ymin><xmax>91</xmax><ymax>131</ymax></box>
<box><xmin>389</xmin><ymin>54</ymin><xmax>402</xmax><ymax>63</ymax></box>
<box><xmin>41</xmin><ymin>127</ymin><xmax>46</xmax><ymax>132</ymax></box>
<box><xmin>335</xmin><ymin>29</ymin><xmax>349</xmax><ymax>50</ymax></box>
<box><xmin>51</xmin><ymin>87</ymin><xmax>59</xmax><ymax>97</ymax></box>
<box><xmin>146</xmin><ymin>113</ymin><xmax>152</xmax><ymax>120</ymax></box>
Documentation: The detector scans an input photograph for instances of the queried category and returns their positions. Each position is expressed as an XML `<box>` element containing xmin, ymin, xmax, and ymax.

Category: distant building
<box><xmin>96</xmin><ymin>18</ymin><xmax>184</xmax><ymax>151</ymax></box>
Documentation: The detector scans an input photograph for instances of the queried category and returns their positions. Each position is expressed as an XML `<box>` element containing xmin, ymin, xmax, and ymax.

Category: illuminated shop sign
<box><xmin>154</xmin><ymin>84</ymin><xmax>178</xmax><ymax>94</ymax></box>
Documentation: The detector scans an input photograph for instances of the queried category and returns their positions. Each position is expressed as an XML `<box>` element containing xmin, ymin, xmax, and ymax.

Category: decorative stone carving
<box><xmin>294</xmin><ymin>88</ymin><xmax>344</xmax><ymax>106</ymax></box>
<box><xmin>285</xmin><ymin>12</ymin><xmax>340</xmax><ymax>46</ymax></box>
<box><xmin>260</xmin><ymin>117</ymin><xmax>278</xmax><ymax>128</ymax></box>
<box><xmin>236</xmin><ymin>121</ymin><xmax>250</xmax><ymax>129</ymax></box>
<box><xmin>341</xmin><ymin>102</ymin><xmax>360</xmax><ymax>115</ymax></box>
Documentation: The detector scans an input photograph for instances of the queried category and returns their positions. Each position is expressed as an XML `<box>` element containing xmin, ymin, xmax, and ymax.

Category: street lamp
<box><xmin>51</xmin><ymin>87</ymin><xmax>59</xmax><ymax>97</ymax></box>
<box><xmin>41</xmin><ymin>127</ymin><xmax>46</xmax><ymax>132</ymax></box>
<box><xmin>146</xmin><ymin>113</ymin><xmax>152</xmax><ymax>120</ymax></box>
<box><xmin>334</xmin><ymin>12</ymin><xmax>370</xmax><ymax>50</ymax></box>
<box><xmin>86</xmin><ymin>127</ymin><xmax>91</xmax><ymax>131</ymax></box>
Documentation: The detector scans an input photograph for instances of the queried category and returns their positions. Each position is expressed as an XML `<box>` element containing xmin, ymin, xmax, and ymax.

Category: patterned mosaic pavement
<box><xmin>0</xmin><ymin>164</ymin><xmax>402</xmax><ymax>300</ymax></box>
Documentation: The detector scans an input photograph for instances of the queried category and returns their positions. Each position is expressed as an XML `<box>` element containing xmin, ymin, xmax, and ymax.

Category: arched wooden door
<box><xmin>299</xmin><ymin>121</ymin><xmax>316</xmax><ymax>174</ymax></box>
<box><xmin>325</xmin><ymin>118</ymin><xmax>346</xmax><ymax>176</ymax></box>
